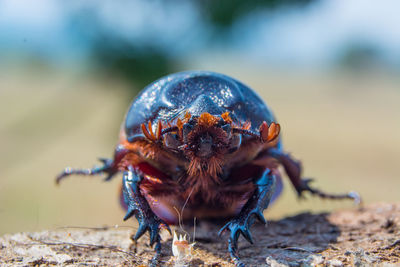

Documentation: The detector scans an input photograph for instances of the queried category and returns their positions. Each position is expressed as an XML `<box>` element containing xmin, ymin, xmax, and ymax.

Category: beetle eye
<box><xmin>164</xmin><ymin>133</ymin><xmax>181</xmax><ymax>150</ymax></box>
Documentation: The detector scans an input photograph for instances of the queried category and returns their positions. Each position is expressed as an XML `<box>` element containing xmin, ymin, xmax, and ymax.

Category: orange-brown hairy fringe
<box><xmin>177</xmin><ymin>118</ymin><xmax>183</xmax><ymax>129</ymax></box>
<box><xmin>231</xmin><ymin>120</ymin><xmax>251</xmax><ymax>131</ymax></box>
<box><xmin>183</xmin><ymin>124</ymin><xmax>227</xmax><ymax>201</ymax></box>
<box><xmin>221</xmin><ymin>112</ymin><xmax>233</xmax><ymax>123</ymax></box>
<box><xmin>120</xmin><ymin>139</ymin><xmax>159</xmax><ymax>162</ymax></box>
<box><xmin>242</xmin><ymin>121</ymin><xmax>251</xmax><ymax>130</ymax></box>
<box><xmin>198</xmin><ymin>112</ymin><xmax>219</xmax><ymax>127</ymax></box>
<box><xmin>141</xmin><ymin>120</ymin><xmax>165</xmax><ymax>142</ymax></box>
<box><xmin>185</xmin><ymin>158</ymin><xmax>224</xmax><ymax>202</ymax></box>
<box><xmin>184</xmin><ymin>111</ymin><xmax>191</xmax><ymax>121</ymax></box>
<box><xmin>141</xmin><ymin>123</ymin><xmax>154</xmax><ymax>141</ymax></box>
<box><xmin>186</xmin><ymin>155</ymin><xmax>223</xmax><ymax>181</ymax></box>
<box><xmin>118</xmin><ymin>152</ymin><xmax>141</xmax><ymax>170</ymax></box>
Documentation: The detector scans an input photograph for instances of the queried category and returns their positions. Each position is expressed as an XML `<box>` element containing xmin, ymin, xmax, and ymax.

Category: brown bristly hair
<box><xmin>197</xmin><ymin>112</ymin><xmax>219</xmax><ymax>127</ymax></box>
<box><xmin>118</xmin><ymin>139</ymin><xmax>160</xmax><ymax>170</ymax></box>
<box><xmin>182</xmin><ymin>113</ymin><xmax>232</xmax><ymax>198</ymax></box>
<box><xmin>221</xmin><ymin>112</ymin><xmax>233</xmax><ymax>124</ymax></box>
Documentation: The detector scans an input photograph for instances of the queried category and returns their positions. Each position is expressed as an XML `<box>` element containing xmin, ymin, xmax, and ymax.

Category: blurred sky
<box><xmin>1</xmin><ymin>0</ymin><xmax>399</xmax><ymax>70</ymax></box>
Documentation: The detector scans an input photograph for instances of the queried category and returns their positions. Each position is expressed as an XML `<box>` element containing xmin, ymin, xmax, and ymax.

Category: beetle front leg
<box><xmin>268</xmin><ymin>147</ymin><xmax>361</xmax><ymax>203</ymax></box>
<box><xmin>56</xmin><ymin>144</ymin><xmax>130</xmax><ymax>184</ymax></box>
<box><xmin>122</xmin><ymin>166</ymin><xmax>171</xmax><ymax>267</ymax></box>
<box><xmin>219</xmin><ymin>169</ymin><xmax>276</xmax><ymax>267</ymax></box>
<box><xmin>56</xmin><ymin>158</ymin><xmax>117</xmax><ymax>184</ymax></box>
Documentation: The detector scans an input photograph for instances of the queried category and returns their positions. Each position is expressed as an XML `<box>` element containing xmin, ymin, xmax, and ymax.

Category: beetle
<box><xmin>57</xmin><ymin>71</ymin><xmax>359</xmax><ymax>266</ymax></box>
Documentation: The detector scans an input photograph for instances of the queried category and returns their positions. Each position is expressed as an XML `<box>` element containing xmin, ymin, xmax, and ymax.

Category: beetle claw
<box><xmin>218</xmin><ymin>223</ymin><xmax>229</xmax><ymax>237</ymax></box>
<box><xmin>98</xmin><ymin>157</ymin><xmax>109</xmax><ymax>164</ymax></box>
<box><xmin>103</xmin><ymin>172</ymin><xmax>115</xmax><ymax>182</ymax></box>
<box><xmin>123</xmin><ymin>206</ymin><xmax>136</xmax><ymax>221</ymax></box>
<box><xmin>134</xmin><ymin>223</ymin><xmax>147</xmax><ymax>241</ymax></box>
<box><xmin>219</xmin><ymin>217</ymin><xmax>253</xmax><ymax>266</ymax></box>
<box><xmin>248</xmin><ymin>209</ymin><xmax>267</xmax><ymax>225</ymax></box>
<box><xmin>149</xmin><ymin>228</ymin><xmax>158</xmax><ymax>247</ymax></box>
<box><xmin>161</xmin><ymin>223</ymin><xmax>172</xmax><ymax>235</ymax></box>
<box><xmin>241</xmin><ymin>228</ymin><xmax>254</xmax><ymax>244</ymax></box>
<box><xmin>134</xmin><ymin>215</ymin><xmax>167</xmax><ymax>248</ymax></box>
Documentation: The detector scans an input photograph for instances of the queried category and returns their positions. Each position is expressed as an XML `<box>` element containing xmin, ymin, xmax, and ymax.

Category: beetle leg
<box><xmin>219</xmin><ymin>169</ymin><xmax>275</xmax><ymax>266</ymax></box>
<box><xmin>122</xmin><ymin>166</ymin><xmax>171</xmax><ymax>266</ymax></box>
<box><xmin>268</xmin><ymin>147</ymin><xmax>361</xmax><ymax>203</ymax></box>
<box><xmin>56</xmin><ymin>144</ymin><xmax>130</xmax><ymax>184</ymax></box>
<box><xmin>56</xmin><ymin>157</ymin><xmax>118</xmax><ymax>184</ymax></box>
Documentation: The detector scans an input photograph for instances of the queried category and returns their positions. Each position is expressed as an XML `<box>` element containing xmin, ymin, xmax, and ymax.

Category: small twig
<box><xmin>56</xmin><ymin>225</ymin><xmax>137</xmax><ymax>230</ymax></box>
<box><xmin>27</xmin><ymin>235</ymin><xmax>138</xmax><ymax>264</ymax></box>
<box><xmin>56</xmin><ymin>226</ymin><xmax>110</xmax><ymax>231</ymax></box>
<box><xmin>383</xmin><ymin>239</ymin><xmax>400</xmax><ymax>250</ymax></box>
<box><xmin>282</xmin><ymin>247</ymin><xmax>313</xmax><ymax>253</ymax></box>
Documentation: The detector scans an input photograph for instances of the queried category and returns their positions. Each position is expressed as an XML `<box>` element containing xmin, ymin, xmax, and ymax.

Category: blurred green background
<box><xmin>1</xmin><ymin>0</ymin><xmax>399</xmax><ymax>235</ymax></box>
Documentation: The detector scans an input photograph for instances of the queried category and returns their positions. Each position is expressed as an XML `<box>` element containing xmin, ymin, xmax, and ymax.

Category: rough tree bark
<box><xmin>1</xmin><ymin>203</ymin><xmax>399</xmax><ymax>266</ymax></box>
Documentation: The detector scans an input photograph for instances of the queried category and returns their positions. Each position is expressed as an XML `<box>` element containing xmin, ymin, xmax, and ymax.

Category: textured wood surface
<box><xmin>1</xmin><ymin>203</ymin><xmax>399</xmax><ymax>266</ymax></box>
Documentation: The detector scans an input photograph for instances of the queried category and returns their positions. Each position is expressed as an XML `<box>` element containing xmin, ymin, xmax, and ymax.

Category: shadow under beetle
<box><xmin>57</xmin><ymin>71</ymin><xmax>359</xmax><ymax>266</ymax></box>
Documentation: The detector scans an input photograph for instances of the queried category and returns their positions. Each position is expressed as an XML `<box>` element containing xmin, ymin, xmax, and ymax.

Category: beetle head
<box><xmin>163</xmin><ymin>112</ymin><xmax>241</xmax><ymax>155</ymax></box>
<box><xmin>140</xmin><ymin>111</ymin><xmax>280</xmax><ymax>177</ymax></box>
<box><xmin>161</xmin><ymin>112</ymin><xmax>242</xmax><ymax>177</ymax></box>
